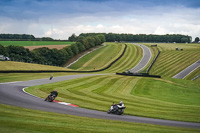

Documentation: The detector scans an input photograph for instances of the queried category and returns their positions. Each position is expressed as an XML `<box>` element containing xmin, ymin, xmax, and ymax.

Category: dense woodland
<box><xmin>1</xmin><ymin>33</ymin><xmax>193</xmax><ymax>43</ymax></box>
<box><xmin>77</xmin><ymin>33</ymin><xmax>192</xmax><ymax>43</ymax></box>
<box><xmin>0</xmin><ymin>34</ymin><xmax>54</xmax><ymax>41</ymax></box>
<box><xmin>0</xmin><ymin>34</ymin><xmax>105</xmax><ymax>66</ymax></box>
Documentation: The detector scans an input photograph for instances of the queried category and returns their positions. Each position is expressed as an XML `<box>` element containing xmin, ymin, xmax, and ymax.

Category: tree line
<box><xmin>0</xmin><ymin>34</ymin><xmax>105</xmax><ymax>66</ymax></box>
<box><xmin>0</xmin><ymin>34</ymin><xmax>54</xmax><ymax>41</ymax></box>
<box><xmin>75</xmin><ymin>33</ymin><xmax>192</xmax><ymax>43</ymax></box>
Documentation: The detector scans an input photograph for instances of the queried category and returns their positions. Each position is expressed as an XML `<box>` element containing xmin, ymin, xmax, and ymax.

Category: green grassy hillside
<box><xmin>143</xmin><ymin>43</ymin><xmax>200</xmax><ymax>78</ymax></box>
<box><xmin>104</xmin><ymin>43</ymin><xmax>143</xmax><ymax>73</ymax></box>
<box><xmin>69</xmin><ymin>42</ymin><xmax>125</xmax><ymax>71</ymax></box>
<box><xmin>70</xmin><ymin>43</ymin><xmax>143</xmax><ymax>73</ymax></box>
<box><xmin>185</xmin><ymin>67</ymin><xmax>200</xmax><ymax>82</ymax></box>
<box><xmin>26</xmin><ymin>74</ymin><xmax>200</xmax><ymax>122</ymax></box>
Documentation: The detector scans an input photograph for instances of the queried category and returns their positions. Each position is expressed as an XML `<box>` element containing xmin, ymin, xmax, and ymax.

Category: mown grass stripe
<box><xmin>2</xmin><ymin>104</ymin><xmax>200</xmax><ymax>133</ymax></box>
<box><xmin>26</xmin><ymin>74</ymin><xmax>200</xmax><ymax>122</ymax></box>
<box><xmin>150</xmin><ymin>50</ymin><xmax>200</xmax><ymax>77</ymax></box>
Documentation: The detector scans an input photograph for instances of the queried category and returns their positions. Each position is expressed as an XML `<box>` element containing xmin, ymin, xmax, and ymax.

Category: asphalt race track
<box><xmin>173</xmin><ymin>59</ymin><xmax>200</xmax><ymax>79</ymax></box>
<box><xmin>129</xmin><ymin>44</ymin><xmax>151</xmax><ymax>73</ymax></box>
<box><xmin>0</xmin><ymin>75</ymin><xmax>200</xmax><ymax>129</ymax></box>
<box><xmin>0</xmin><ymin>45</ymin><xmax>200</xmax><ymax>129</ymax></box>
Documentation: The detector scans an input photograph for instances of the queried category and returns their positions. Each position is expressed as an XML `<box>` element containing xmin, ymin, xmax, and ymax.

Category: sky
<box><xmin>0</xmin><ymin>0</ymin><xmax>200</xmax><ymax>40</ymax></box>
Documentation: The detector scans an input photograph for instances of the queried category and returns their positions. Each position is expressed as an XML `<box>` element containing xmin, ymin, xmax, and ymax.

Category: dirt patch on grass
<box><xmin>24</xmin><ymin>45</ymin><xmax>68</xmax><ymax>50</ymax></box>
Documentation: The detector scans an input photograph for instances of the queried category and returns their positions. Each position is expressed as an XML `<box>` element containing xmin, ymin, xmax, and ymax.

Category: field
<box><xmin>0</xmin><ymin>41</ymin><xmax>74</xmax><ymax>46</ymax></box>
<box><xmin>142</xmin><ymin>43</ymin><xmax>200</xmax><ymax>79</ymax></box>
<box><xmin>24</xmin><ymin>45</ymin><xmax>69</xmax><ymax>50</ymax></box>
<box><xmin>0</xmin><ymin>42</ymin><xmax>200</xmax><ymax>132</ymax></box>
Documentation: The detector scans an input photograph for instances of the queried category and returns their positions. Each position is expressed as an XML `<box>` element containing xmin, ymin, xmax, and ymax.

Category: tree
<box><xmin>6</xmin><ymin>45</ymin><xmax>31</xmax><ymax>62</ymax></box>
<box><xmin>87</xmin><ymin>36</ymin><xmax>95</xmax><ymax>48</ymax></box>
<box><xmin>0</xmin><ymin>44</ymin><xmax>8</xmax><ymax>56</ymax></box>
<box><xmin>195</xmin><ymin>37</ymin><xmax>199</xmax><ymax>43</ymax></box>
<box><xmin>32</xmin><ymin>47</ymin><xmax>52</xmax><ymax>64</ymax></box>
<box><xmin>181</xmin><ymin>37</ymin><xmax>189</xmax><ymax>43</ymax></box>
<box><xmin>97</xmin><ymin>34</ymin><xmax>106</xmax><ymax>44</ymax></box>
<box><xmin>62</xmin><ymin>46</ymin><xmax>74</xmax><ymax>58</ymax></box>
<box><xmin>71</xmin><ymin>44</ymin><xmax>79</xmax><ymax>55</ymax></box>
<box><xmin>76</xmin><ymin>42</ymin><xmax>86</xmax><ymax>52</ymax></box>
<box><xmin>94</xmin><ymin>36</ymin><xmax>101</xmax><ymax>45</ymax></box>
<box><xmin>0</xmin><ymin>34</ymin><xmax>35</xmax><ymax>40</ymax></box>
<box><xmin>68</xmin><ymin>33</ymin><xmax>77</xmax><ymax>41</ymax></box>
<box><xmin>41</xmin><ymin>37</ymin><xmax>54</xmax><ymax>41</ymax></box>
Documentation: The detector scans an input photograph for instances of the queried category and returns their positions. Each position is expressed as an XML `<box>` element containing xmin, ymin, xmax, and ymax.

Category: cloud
<box><xmin>0</xmin><ymin>0</ymin><xmax>200</xmax><ymax>40</ymax></box>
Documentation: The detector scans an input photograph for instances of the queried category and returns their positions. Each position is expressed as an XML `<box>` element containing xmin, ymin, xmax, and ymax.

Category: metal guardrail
<box><xmin>192</xmin><ymin>74</ymin><xmax>200</xmax><ymax>81</ymax></box>
<box><xmin>116</xmin><ymin>72</ymin><xmax>161</xmax><ymax>78</ymax></box>
<box><xmin>146</xmin><ymin>48</ymin><xmax>160</xmax><ymax>73</ymax></box>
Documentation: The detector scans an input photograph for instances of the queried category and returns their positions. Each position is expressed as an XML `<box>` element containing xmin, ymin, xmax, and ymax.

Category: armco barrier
<box><xmin>146</xmin><ymin>49</ymin><xmax>160</xmax><ymax>73</ymax></box>
<box><xmin>0</xmin><ymin>44</ymin><xmax>127</xmax><ymax>73</ymax></box>
<box><xmin>116</xmin><ymin>72</ymin><xmax>161</xmax><ymax>78</ymax></box>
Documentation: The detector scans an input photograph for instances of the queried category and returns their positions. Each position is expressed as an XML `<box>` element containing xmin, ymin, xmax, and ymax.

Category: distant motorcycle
<box><xmin>107</xmin><ymin>102</ymin><xmax>126</xmax><ymax>115</ymax></box>
<box><xmin>44</xmin><ymin>94</ymin><xmax>56</xmax><ymax>102</ymax></box>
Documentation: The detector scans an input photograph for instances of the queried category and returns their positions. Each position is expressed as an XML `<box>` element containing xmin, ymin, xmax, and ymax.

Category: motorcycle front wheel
<box><xmin>107</xmin><ymin>109</ymin><xmax>112</xmax><ymax>114</ymax></box>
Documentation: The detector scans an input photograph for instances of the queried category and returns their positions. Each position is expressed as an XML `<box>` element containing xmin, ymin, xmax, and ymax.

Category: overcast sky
<box><xmin>0</xmin><ymin>0</ymin><xmax>200</xmax><ymax>40</ymax></box>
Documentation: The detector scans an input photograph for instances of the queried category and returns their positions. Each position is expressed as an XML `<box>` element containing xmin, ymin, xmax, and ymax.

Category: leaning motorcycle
<box><xmin>45</xmin><ymin>95</ymin><xmax>56</xmax><ymax>102</ymax></box>
<box><xmin>107</xmin><ymin>102</ymin><xmax>126</xmax><ymax>115</ymax></box>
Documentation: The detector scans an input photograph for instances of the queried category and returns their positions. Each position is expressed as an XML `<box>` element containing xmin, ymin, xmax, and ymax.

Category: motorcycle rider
<box><xmin>107</xmin><ymin>101</ymin><xmax>125</xmax><ymax>115</ymax></box>
<box><xmin>49</xmin><ymin>75</ymin><xmax>53</xmax><ymax>80</ymax></box>
<box><xmin>50</xmin><ymin>90</ymin><xmax>58</xmax><ymax>97</ymax></box>
<box><xmin>117</xmin><ymin>101</ymin><xmax>125</xmax><ymax>109</ymax></box>
<box><xmin>45</xmin><ymin>90</ymin><xmax>58</xmax><ymax>101</ymax></box>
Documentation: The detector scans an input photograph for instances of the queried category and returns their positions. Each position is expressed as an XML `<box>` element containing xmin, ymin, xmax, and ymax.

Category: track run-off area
<box><xmin>0</xmin><ymin>43</ymin><xmax>200</xmax><ymax>130</ymax></box>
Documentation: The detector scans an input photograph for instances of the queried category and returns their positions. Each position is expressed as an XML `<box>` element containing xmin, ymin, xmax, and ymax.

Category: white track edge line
<box><xmin>172</xmin><ymin>59</ymin><xmax>200</xmax><ymax>78</ymax></box>
<box><xmin>22</xmin><ymin>87</ymin><xmax>75</xmax><ymax>106</ymax></box>
<box><xmin>22</xmin><ymin>87</ymin><xmax>42</xmax><ymax>99</ymax></box>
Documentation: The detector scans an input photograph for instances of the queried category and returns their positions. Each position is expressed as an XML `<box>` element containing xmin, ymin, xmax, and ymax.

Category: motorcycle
<box><xmin>45</xmin><ymin>94</ymin><xmax>56</xmax><ymax>102</ymax></box>
<box><xmin>107</xmin><ymin>102</ymin><xmax>126</xmax><ymax>115</ymax></box>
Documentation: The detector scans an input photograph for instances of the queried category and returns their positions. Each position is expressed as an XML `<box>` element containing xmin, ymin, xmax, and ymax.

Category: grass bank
<box><xmin>1</xmin><ymin>104</ymin><xmax>199</xmax><ymax>133</ymax></box>
<box><xmin>26</xmin><ymin>74</ymin><xmax>200</xmax><ymax>123</ymax></box>
<box><xmin>142</xmin><ymin>43</ymin><xmax>200</xmax><ymax>78</ymax></box>
<box><xmin>0</xmin><ymin>73</ymin><xmax>81</xmax><ymax>83</ymax></box>
<box><xmin>0</xmin><ymin>61</ymin><xmax>71</xmax><ymax>71</ymax></box>
<box><xmin>69</xmin><ymin>42</ymin><xmax>125</xmax><ymax>71</ymax></box>
<box><xmin>69</xmin><ymin>43</ymin><xmax>143</xmax><ymax>73</ymax></box>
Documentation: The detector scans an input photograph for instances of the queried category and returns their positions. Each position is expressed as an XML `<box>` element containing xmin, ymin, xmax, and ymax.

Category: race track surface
<box><xmin>173</xmin><ymin>59</ymin><xmax>200</xmax><ymax>79</ymax></box>
<box><xmin>129</xmin><ymin>44</ymin><xmax>151</xmax><ymax>73</ymax></box>
<box><xmin>0</xmin><ymin>74</ymin><xmax>200</xmax><ymax>129</ymax></box>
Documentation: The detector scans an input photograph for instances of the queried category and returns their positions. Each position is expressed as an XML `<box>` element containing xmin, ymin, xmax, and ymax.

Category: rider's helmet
<box><xmin>120</xmin><ymin>101</ymin><xmax>123</xmax><ymax>104</ymax></box>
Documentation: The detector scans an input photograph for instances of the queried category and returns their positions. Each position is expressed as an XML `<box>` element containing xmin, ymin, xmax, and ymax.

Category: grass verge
<box><xmin>0</xmin><ymin>61</ymin><xmax>71</xmax><ymax>71</ymax></box>
<box><xmin>0</xmin><ymin>73</ymin><xmax>81</xmax><ymax>83</ymax></box>
<box><xmin>0</xmin><ymin>104</ymin><xmax>199</xmax><ymax>133</ymax></box>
